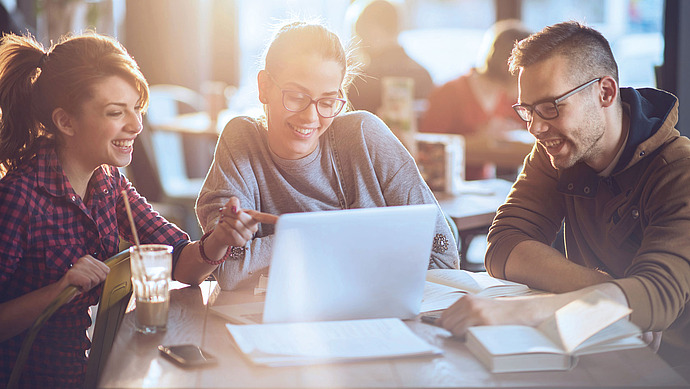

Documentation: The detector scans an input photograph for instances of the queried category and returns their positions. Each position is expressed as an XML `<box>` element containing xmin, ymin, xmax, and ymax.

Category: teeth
<box><xmin>289</xmin><ymin>123</ymin><xmax>316</xmax><ymax>135</ymax></box>
<box><xmin>112</xmin><ymin>139</ymin><xmax>134</xmax><ymax>147</ymax></box>
<box><xmin>542</xmin><ymin>139</ymin><xmax>563</xmax><ymax>148</ymax></box>
<box><xmin>294</xmin><ymin>127</ymin><xmax>315</xmax><ymax>135</ymax></box>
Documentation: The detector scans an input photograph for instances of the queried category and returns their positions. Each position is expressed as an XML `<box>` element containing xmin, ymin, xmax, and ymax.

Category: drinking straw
<box><xmin>121</xmin><ymin>190</ymin><xmax>147</xmax><ymax>283</ymax></box>
<box><xmin>121</xmin><ymin>190</ymin><xmax>141</xmax><ymax>250</ymax></box>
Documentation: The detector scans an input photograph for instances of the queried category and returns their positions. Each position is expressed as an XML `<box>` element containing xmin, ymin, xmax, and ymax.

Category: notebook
<box><xmin>211</xmin><ymin>204</ymin><xmax>438</xmax><ymax>324</ymax></box>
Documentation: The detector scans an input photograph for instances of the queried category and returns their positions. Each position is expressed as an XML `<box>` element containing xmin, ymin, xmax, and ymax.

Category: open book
<box><xmin>225</xmin><ymin>318</ymin><xmax>442</xmax><ymax>367</ymax></box>
<box><xmin>421</xmin><ymin>269</ymin><xmax>531</xmax><ymax>313</ymax></box>
<box><xmin>465</xmin><ymin>290</ymin><xmax>645</xmax><ymax>373</ymax></box>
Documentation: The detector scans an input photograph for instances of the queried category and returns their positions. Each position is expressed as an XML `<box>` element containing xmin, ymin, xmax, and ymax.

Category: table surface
<box><xmin>98</xmin><ymin>280</ymin><xmax>688</xmax><ymax>388</ymax></box>
<box><xmin>435</xmin><ymin>178</ymin><xmax>513</xmax><ymax>231</ymax></box>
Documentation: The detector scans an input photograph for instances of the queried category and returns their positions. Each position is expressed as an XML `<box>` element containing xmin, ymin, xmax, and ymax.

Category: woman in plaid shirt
<box><xmin>0</xmin><ymin>32</ymin><xmax>272</xmax><ymax>388</ymax></box>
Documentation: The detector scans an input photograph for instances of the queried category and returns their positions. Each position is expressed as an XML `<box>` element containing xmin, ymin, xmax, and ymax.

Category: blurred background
<box><xmin>2</xmin><ymin>0</ymin><xmax>687</xmax><ymax>247</ymax></box>
<box><xmin>1</xmin><ymin>0</ymin><xmax>685</xmax><ymax>131</ymax></box>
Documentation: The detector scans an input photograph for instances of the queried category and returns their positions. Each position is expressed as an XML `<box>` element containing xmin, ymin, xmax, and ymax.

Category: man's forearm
<box><xmin>504</xmin><ymin>240</ymin><xmax>614</xmax><ymax>293</ymax></box>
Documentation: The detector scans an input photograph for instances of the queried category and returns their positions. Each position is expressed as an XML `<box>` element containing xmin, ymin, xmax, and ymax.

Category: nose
<box><xmin>527</xmin><ymin>115</ymin><xmax>549</xmax><ymax>138</ymax></box>
<box><xmin>128</xmin><ymin>111</ymin><xmax>143</xmax><ymax>134</ymax></box>
<box><xmin>300</xmin><ymin>101</ymin><xmax>320</xmax><ymax>122</ymax></box>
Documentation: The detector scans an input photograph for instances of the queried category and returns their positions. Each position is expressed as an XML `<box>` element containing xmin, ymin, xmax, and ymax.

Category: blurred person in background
<box><xmin>420</xmin><ymin>20</ymin><xmax>531</xmax><ymax>180</ymax></box>
<box><xmin>348</xmin><ymin>0</ymin><xmax>434</xmax><ymax>115</ymax></box>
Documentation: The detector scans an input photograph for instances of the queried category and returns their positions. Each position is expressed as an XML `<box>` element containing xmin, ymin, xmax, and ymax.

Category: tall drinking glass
<box><xmin>130</xmin><ymin>244</ymin><xmax>172</xmax><ymax>334</ymax></box>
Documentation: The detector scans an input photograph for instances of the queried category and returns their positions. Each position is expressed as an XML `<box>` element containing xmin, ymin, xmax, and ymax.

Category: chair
<box><xmin>148</xmin><ymin>84</ymin><xmax>216</xmax><ymax>180</ymax></box>
<box><xmin>126</xmin><ymin>116</ymin><xmax>203</xmax><ymax>239</ymax></box>
<box><xmin>7</xmin><ymin>249</ymin><xmax>132</xmax><ymax>389</ymax></box>
<box><xmin>125</xmin><ymin>84</ymin><xmax>215</xmax><ymax>239</ymax></box>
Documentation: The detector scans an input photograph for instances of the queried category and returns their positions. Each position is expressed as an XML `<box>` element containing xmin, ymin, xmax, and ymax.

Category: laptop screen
<box><xmin>263</xmin><ymin>204</ymin><xmax>438</xmax><ymax>323</ymax></box>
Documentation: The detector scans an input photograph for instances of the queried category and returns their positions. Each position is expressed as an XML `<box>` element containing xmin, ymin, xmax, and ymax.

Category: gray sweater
<box><xmin>197</xmin><ymin>111</ymin><xmax>458</xmax><ymax>290</ymax></box>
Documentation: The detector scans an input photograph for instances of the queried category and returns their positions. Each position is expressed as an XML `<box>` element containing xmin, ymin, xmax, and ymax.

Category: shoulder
<box><xmin>218</xmin><ymin>116</ymin><xmax>265</xmax><ymax>146</ymax></box>
<box><xmin>331</xmin><ymin>110</ymin><xmax>390</xmax><ymax>136</ymax></box>
<box><xmin>651</xmin><ymin>135</ymin><xmax>690</xmax><ymax>171</ymax></box>
<box><xmin>0</xmin><ymin>167</ymin><xmax>35</xmax><ymax>219</ymax></box>
<box><xmin>330</xmin><ymin>111</ymin><xmax>404</xmax><ymax>147</ymax></box>
<box><xmin>221</xmin><ymin>116</ymin><xmax>261</xmax><ymax>136</ymax></box>
<box><xmin>0</xmin><ymin>163</ymin><xmax>37</xmax><ymax>196</ymax></box>
<box><xmin>330</xmin><ymin>111</ymin><xmax>412</xmax><ymax>165</ymax></box>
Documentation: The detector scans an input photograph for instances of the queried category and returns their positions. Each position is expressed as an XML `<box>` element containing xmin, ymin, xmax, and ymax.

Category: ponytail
<box><xmin>0</xmin><ymin>34</ymin><xmax>47</xmax><ymax>174</ymax></box>
<box><xmin>0</xmin><ymin>32</ymin><xmax>149</xmax><ymax>175</ymax></box>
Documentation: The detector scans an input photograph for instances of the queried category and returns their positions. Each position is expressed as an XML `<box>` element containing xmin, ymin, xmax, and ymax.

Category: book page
<box><xmin>537</xmin><ymin>290</ymin><xmax>634</xmax><ymax>354</ymax></box>
<box><xmin>420</xmin><ymin>281</ymin><xmax>466</xmax><ymax>312</ymax></box>
<box><xmin>575</xmin><ymin>318</ymin><xmax>644</xmax><ymax>355</ymax></box>
<box><xmin>426</xmin><ymin>269</ymin><xmax>529</xmax><ymax>297</ymax></box>
<box><xmin>225</xmin><ymin>318</ymin><xmax>442</xmax><ymax>366</ymax></box>
<box><xmin>467</xmin><ymin>325</ymin><xmax>565</xmax><ymax>355</ymax></box>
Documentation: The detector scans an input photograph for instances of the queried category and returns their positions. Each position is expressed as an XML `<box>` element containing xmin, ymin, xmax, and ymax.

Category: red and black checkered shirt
<box><xmin>0</xmin><ymin>138</ymin><xmax>190</xmax><ymax>388</ymax></box>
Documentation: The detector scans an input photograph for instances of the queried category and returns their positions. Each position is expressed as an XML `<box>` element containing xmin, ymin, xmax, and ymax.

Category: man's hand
<box><xmin>436</xmin><ymin>295</ymin><xmax>544</xmax><ymax>337</ymax></box>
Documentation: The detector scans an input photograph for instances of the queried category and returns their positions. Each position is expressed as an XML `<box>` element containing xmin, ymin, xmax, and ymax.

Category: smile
<box><xmin>112</xmin><ymin>139</ymin><xmax>134</xmax><ymax>148</ymax></box>
<box><xmin>541</xmin><ymin>139</ymin><xmax>564</xmax><ymax>148</ymax></box>
<box><xmin>288</xmin><ymin>123</ymin><xmax>317</xmax><ymax>136</ymax></box>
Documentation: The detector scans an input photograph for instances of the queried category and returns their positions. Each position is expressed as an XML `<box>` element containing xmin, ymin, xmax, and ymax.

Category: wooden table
<box><xmin>436</xmin><ymin>178</ymin><xmax>514</xmax><ymax>271</ymax></box>
<box><xmin>98</xmin><ymin>280</ymin><xmax>688</xmax><ymax>388</ymax></box>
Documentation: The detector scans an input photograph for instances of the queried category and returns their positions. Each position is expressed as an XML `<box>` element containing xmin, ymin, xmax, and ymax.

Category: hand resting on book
<box><xmin>436</xmin><ymin>282</ymin><xmax>630</xmax><ymax>338</ymax></box>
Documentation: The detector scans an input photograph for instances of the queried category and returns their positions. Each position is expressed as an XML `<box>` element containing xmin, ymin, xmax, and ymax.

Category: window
<box><xmin>230</xmin><ymin>0</ymin><xmax>664</xmax><ymax>114</ymax></box>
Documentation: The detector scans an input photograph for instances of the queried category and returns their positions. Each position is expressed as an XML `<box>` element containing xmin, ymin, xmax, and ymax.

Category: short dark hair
<box><xmin>354</xmin><ymin>0</ymin><xmax>399</xmax><ymax>43</ymax></box>
<box><xmin>508</xmin><ymin>21</ymin><xmax>618</xmax><ymax>84</ymax></box>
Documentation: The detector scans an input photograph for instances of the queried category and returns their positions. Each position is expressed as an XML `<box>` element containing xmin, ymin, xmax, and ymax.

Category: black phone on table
<box><xmin>158</xmin><ymin>344</ymin><xmax>217</xmax><ymax>367</ymax></box>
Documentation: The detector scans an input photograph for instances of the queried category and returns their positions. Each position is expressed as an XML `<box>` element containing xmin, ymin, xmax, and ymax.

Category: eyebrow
<box><xmin>105</xmin><ymin>102</ymin><xmax>128</xmax><ymax>108</ymax></box>
<box><xmin>281</xmin><ymin>81</ymin><xmax>340</xmax><ymax>97</ymax></box>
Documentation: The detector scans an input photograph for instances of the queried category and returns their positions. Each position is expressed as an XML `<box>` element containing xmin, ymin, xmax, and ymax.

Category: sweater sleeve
<box><xmin>485</xmin><ymin>144</ymin><xmax>564</xmax><ymax>278</ymax></box>
<box><xmin>608</xmin><ymin>154</ymin><xmax>690</xmax><ymax>331</ymax></box>
<box><xmin>196</xmin><ymin>117</ymin><xmax>274</xmax><ymax>290</ymax></box>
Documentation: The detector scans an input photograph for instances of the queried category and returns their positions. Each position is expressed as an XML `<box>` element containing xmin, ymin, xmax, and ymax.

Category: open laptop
<box><xmin>211</xmin><ymin>204</ymin><xmax>438</xmax><ymax>324</ymax></box>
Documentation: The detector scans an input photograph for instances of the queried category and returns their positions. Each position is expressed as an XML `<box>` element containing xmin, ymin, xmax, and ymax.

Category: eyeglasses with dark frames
<box><xmin>267</xmin><ymin>73</ymin><xmax>346</xmax><ymax>119</ymax></box>
<box><xmin>512</xmin><ymin>78</ymin><xmax>602</xmax><ymax>122</ymax></box>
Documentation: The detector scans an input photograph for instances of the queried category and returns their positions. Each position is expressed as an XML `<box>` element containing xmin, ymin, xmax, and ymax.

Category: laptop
<box><xmin>211</xmin><ymin>204</ymin><xmax>438</xmax><ymax>324</ymax></box>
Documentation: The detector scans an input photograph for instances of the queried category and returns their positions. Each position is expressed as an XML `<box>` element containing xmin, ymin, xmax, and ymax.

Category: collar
<box><xmin>556</xmin><ymin>87</ymin><xmax>678</xmax><ymax>198</ymax></box>
<box><xmin>35</xmin><ymin>137</ymin><xmax>117</xmax><ymax>200</ymax></box>
<box><xmin>36</xmin><ymin>137</ymin><xmax>71</xmax><ymax>197</ymax></box>
<box><xmin>598</xmin><ymin>104</ymin><xmax>631</xmax><ymax>178</ymax></box>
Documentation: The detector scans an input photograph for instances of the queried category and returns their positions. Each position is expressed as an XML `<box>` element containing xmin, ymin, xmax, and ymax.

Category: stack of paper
<box><xmin>225</xmin><ymin>318</ymin><xmax>442</xmax><ymax>366</ymax></box>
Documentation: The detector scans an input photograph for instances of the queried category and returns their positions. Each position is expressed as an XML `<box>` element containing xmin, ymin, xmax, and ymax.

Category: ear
<box><xmin>257</xmin><ymin>70</ymin><xmax>270</xmax><ymax>104</ymax></box>
<box><xmin>51</xmin><ymin>108</ymin><xmax>76</xmax><ymax>137</ymax></box>
<box><xmin>598</xmin><ymin>76</ymin><xmax>618</xmax><ymax>108</ymax></box>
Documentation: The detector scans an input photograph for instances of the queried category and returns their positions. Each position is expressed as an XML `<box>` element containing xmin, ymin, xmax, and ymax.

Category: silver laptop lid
<box><xmin>263</xmin><ymin>204</ymin><xmax>437</xmax><ymax>323</ymax></box>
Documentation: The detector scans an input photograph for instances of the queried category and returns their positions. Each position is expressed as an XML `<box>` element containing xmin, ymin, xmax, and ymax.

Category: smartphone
<box><xmin>420</xmin><ymin>313</ymin><xmax>442</xmax><ymax>326</ymax></box>
<box><xmin>158</xmin><ymin>344</ymin><xmax>217</xmax><ymax>367</ymax></box>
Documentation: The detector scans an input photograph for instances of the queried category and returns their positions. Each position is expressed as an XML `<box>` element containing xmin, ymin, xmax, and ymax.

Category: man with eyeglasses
<box><xmin>437</xmin><ymin>21</ymin><xmax>690</xmax><ymax>379</ymax></box>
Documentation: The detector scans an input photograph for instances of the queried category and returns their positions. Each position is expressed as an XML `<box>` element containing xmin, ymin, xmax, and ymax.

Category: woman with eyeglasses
<box><xmin>192</xmin><ymin>20</ymin><xmax>459</xmax><ymax>291</ymax></box>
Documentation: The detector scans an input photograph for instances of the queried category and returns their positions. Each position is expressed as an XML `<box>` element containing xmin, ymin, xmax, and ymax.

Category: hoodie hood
<box><xmin>557</xmin><ymin>87</ymin><xmax>679</xmax><ymax>198</ymax></box>
<box><xmin>615</xmin><ymin>87</ymin><xmax>678</xmax><ymax>172</ymax></box>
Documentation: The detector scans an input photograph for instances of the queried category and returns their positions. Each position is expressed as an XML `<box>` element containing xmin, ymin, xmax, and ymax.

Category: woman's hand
<box><xmin>213</xmin><ymin>197</ymin><xmax>278</xmax><ymax>247</ymax></box>
<box><xmin>58</xmin><ymin>255</ymin><xmax>110</xmax><ymax>296</ymax></box>
<box><xmin>172</xmin><ymin>197</ymin><xmax>278</xmax><ymax>285</ymax></box>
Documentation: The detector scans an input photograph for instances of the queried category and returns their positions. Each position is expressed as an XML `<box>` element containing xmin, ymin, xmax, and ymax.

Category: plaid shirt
<box><xmin>0</xmin><ymin>138</ymin><xmax>189</xmax><ymax>388</ymax></box>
